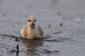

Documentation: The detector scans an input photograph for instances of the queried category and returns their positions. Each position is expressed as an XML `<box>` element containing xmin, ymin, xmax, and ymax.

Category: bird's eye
<box><xmin>28</xmin><ymin>20</ymin><xmax>31</xmax><ymax>22</ymax></box>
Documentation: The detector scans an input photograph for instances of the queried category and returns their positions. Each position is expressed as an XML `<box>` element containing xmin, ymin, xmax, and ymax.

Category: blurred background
<box><xmin>0</xmin><ymin>0</ymin><xmax>85</xmax><ymax>56</ymax></box>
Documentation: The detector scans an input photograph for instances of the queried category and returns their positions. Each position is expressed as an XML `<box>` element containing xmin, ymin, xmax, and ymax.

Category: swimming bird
<box><xmin>21</xmin><ymin>16</ymin><xmax>44</xmax><ymax>39</ymax></box>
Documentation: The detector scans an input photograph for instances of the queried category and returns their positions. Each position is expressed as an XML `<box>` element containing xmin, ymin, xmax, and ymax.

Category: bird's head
<box><xmin>28</xmin><ymin>16</ymin><xmax>36</xmax><ymax>29</ymax></box>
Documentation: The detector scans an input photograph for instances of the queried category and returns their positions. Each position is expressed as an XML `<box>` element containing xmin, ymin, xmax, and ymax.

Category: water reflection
<box><xmin>21</xmin><ymin>39</ymin><xmax>43</xmax><ymax>56</ymax></box>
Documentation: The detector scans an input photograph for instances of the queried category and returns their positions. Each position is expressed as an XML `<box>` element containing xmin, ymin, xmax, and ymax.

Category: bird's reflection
<box><xmin>21</xmin><ymin>38</ymin><xmax>43</xmax><ymax>56</ymax></box>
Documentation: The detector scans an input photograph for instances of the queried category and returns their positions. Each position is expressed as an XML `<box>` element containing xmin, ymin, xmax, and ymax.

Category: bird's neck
<box><xmin>27</xmin><ymin>23</ymin><xmax>36</xmax><ymax>30</ymax></box>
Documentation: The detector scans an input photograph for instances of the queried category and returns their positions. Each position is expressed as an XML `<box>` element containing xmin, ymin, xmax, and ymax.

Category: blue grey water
<box><xmin>0</xmin><ymin>0</ymin><xmax>85</xmax><ymax>56</ymax></box>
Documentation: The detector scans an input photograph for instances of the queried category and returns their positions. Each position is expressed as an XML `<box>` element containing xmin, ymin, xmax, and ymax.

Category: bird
<box><xmin>21</xmin><ymin>16</ymin><xmax>44</xmax><ymax>39</ymax></box>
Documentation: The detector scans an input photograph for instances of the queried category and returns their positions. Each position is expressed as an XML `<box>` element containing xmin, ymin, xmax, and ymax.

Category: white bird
<box><xmin>21</xmin><ymin>16</ymin><xmax>44</xmax><ymax>39</ymax></box>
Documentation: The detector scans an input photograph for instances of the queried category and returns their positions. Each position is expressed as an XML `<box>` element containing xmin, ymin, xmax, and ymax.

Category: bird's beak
<box><xmin>32</xmin><ymin>23</ymin><xmax>35</xmax><ymax>29</ymax></box>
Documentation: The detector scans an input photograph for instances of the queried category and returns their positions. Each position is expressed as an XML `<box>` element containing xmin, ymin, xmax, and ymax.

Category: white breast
<box><xmin>21</xmin><ymin>23</ymin><xmax>44</xmax><ymax>39</ymax></box>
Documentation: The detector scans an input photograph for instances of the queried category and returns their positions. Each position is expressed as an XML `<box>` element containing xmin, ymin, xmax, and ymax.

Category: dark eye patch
<box><xmin>28</xmin><ymin>20</ymin><xmax>31</xmax><ymax>22</ymax></box>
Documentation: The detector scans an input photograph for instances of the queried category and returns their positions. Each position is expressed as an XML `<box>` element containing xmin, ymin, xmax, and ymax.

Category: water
<box><xmin>0</xmin><ymin>0</ymin><xmax>85</xmax><ymax>56</ymax></box>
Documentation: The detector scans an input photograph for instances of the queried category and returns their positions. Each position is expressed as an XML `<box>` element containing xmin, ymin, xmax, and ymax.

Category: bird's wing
<box><xmin>21</xmin><ymin>25</ymin><xmax>27</xmax><ymax>37</ymax></box>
